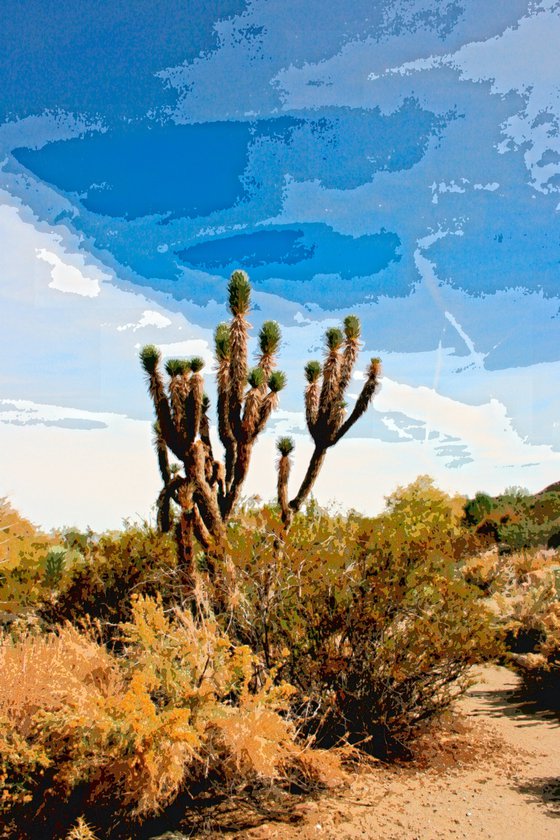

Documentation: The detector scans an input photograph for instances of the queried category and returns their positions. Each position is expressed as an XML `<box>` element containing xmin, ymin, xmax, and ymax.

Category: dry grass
<box><xmin>0</xmin><ymin>596</ymin><xmax>342</xmax><ymax>832</ymax></box>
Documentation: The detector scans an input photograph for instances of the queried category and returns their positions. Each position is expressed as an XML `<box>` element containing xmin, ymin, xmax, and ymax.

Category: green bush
<box><xmin>464</xmin><ymin>492</ymin><xmax>495</xmax><ymax>526</ymax></box>
<box><xmin>0</xmin><ymin>499</ymin><xmax>61</xmax><ymax>617</ymax></box>
<box><xmin>227</xmin><ymin>480</ymin><xmax>499</xmax><ymax>757</ymax></box>
<box><xmin>463</xmin><ymin>488</ymin><xmax>560</xmax><ymax>551</ymax></box>
<box><xmin>46</xmin><ymin>525</ymin><xmax>178</xmax><ymax>628</ymax></box>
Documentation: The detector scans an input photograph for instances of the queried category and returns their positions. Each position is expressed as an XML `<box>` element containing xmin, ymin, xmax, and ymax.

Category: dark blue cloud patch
<box><xmin>177</xmin><ymin>223</ymin><xmax>403</xmax><ymax>306</ymax></box>
<box><xmin>179</xmin><ymin>229</ymin><xmax>315</xmax><ymax>270</ymax></box>
<box><xmin>12</xmin><ymin>103</ymin><xmax>448</xmax><ymax>225</ymax></box>
<box><xmin>10</xmin><ymin>105</ymin><xmax>433</xmax><ymax>306</ymax></box>
<box><xmin>13</xmin><ymin>122</ymin><xmax>253</xmax><ymax>220</ymax></box>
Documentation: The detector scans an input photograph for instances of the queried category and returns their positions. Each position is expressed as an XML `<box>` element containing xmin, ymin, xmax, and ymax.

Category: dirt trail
<box><xmin>243</xmin><ymin>666</ymin><xmax>560</xmax><ymax>840</ymax></box>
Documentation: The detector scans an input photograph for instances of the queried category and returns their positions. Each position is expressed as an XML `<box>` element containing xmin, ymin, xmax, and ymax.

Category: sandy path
<box><xmin>241</xmin><ymin>666</ymin><xmax>560</xmax><ymax>840</ymax></box>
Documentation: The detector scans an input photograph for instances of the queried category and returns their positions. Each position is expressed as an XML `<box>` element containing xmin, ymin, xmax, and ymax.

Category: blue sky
<box><xmin>1</xmin><ymin>0</ymin><xmax>560</xmax><ymax>529</ymax></box>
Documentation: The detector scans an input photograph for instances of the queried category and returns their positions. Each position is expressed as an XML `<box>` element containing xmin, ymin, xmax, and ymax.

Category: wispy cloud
<box><xmin>36</xmin><ymin>248</ymin><xmax>101</xmax><ymax>297</ymax></box>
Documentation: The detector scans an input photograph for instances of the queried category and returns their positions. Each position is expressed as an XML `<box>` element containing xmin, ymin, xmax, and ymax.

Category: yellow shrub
<box><xmin>0</xmin><ymin>595</ymin><xmax>338</xmax><ymax>824</ymax></box>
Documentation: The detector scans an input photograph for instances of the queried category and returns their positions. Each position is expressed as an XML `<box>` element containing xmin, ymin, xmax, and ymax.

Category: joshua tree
<box><xmin>141</xmin><ymin>270</ymin><xmax>381</xmax><ymax>589</ymax></box>
<box><xmin>140</xmin><ymin>270</ymin><xmax>286</xmax><ymax>587</ymax></box>
<box><xmin>276</xmin><ymin>316</ymin><xmax>381</xmax><ymax>527</ymax></box>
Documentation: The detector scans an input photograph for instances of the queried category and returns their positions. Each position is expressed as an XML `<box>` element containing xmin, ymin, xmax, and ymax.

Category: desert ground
<box><xmin>217</xmin><ymin>666</ymin><xmax>559</xmax><ymax>840</ymax></box>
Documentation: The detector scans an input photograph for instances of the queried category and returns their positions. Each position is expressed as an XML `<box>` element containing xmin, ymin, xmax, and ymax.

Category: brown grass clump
<box><xmin>0</xmin><ymin>622</ymin><xmax>121</xmax><ymax>734</ymax></box>
<box><xmin>0</xmin><ymin>595</ymin><xmax>341</xmax><ymax>834</ymax></box>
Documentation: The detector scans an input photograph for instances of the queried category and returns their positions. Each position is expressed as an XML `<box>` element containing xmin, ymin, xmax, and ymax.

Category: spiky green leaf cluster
<box><xmin>247</xmin><ymin>367</ymin><xmax>265</xmax><ymax>389</ymax></box>
<box><xmin>268</xmin><ymin>371</ymin><xmax>287</xmax><ymax>393</ymax></box>
<box><xmin>202</xmin><ymin>394</ymin><xmax>210</xmax><ymax>414</ymax></box>
<box><xmin>276</xmin><ymin>436</ymin><xmax>295</xmax><ymax>456</ymax></box>
<box><xmin>343</xmin><ymin>315</ymin><xmax>361</xmax><ymax>341</ymax></box>
<box><xmin>165</xmin><ymin>358</ymin><xmax>191</xmax><ymax>377</ymax></box>
<box><xmin>189</xmin><ymin>357</ymin><xmax>205</xmax><ymax>373</ymax></box>
<box><xmin>214</xmin><ymin>322</ymin><xmax>231</xmax><ymax>361</ymax></box>
<box><xmin>305</xmin><ymin>360</ymin><xmax>322</xmax><ymax>383</ymax></box>
<box><xmin>228</xmin><ymin>270</ymin><xmax>251</xmax><ymax>316</ymax></box>
<box><xmin>325</xmin><ymin>327</ymin><xmax>344</xmax><ymax>352</ymax></box>
<box><xmin>259</xmin><ymin>320</ymin><xmax>281</xmax><ymax>355</ymax></box>
<box><xmin>139</xmin><ymin>345</ymin><xmax>160</xmax><ymax>374</ymax></box>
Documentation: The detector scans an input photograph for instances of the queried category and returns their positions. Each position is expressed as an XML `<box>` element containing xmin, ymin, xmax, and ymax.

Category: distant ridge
<box><xmin>537</xmin><ymin>480</ymin><xmax>560</xmax><ymax>495</ymax></box>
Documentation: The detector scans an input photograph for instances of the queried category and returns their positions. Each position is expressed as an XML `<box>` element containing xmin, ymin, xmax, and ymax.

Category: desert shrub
<box><xmin>461</xmin><ymin>549</ymin><xmax>505</xmax><ymax>592</ymax></box>
<box><xmin>0</xmin><ymin>596</ymin><xmax>337</xmax><ymax>835</ymax></box>
<box><xmin>227</xmin><ymin>480</ymin><xmax>499</xmax><ymax>757</ymax></box>
<box><xmin>485</xmin><ymin>547</ymin><xmax>560</xmax><ymax>701</ymax></box>
<box><xmin>461</xmin><ymin>546</ymin><xmax>560</xmax><ymax>595</ymax></box>
<box><xmin>498</xmin><ymin>513</ymin><xmax>560</xmax><ymax>551</ymax></box>
<box><xmin>0</xmin><ymin>498</ymin><xmax>60</xmax><ymax>616</ymax></box>
<box><xmin>47</xmin><ymin>524</ymin><xmax>178</xmax><ymax>628</ymax></box>
<box><xmin>463</xmin><ymin>488</ymin><xmax>560</xmax><ymax>552</ymax></box>
<box><xmin>380</xmin><ymin>475</ymin><xmax>469</xmax><ymax>562</ymax></box>
<box><xmin>65</xmin><ymin>818</ymin><xmax>100</xmax><ymax>840</ymax></box>
<box><xmin>464</xmin><ymin>492</ymin><xmax>495</xmax><ymax>526</ymax></box>
<box><xmin>520</xmin><ymin>600</ymin><xmax>560</xmax><ymax>702</ymax></box>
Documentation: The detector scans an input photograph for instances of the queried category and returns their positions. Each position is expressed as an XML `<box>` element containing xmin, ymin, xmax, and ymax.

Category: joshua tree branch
<box><xmin>154</xmin><ymin>423</ymin><xmax>171</xmax><ymax>486</ymax></box>
<box><xmin>148</xmin><ymin>368</ymin><xmax>185</xmax><ymax>459</ymax></box>
<box><xmin>192</xmin><ymin>503</ymin><xmax>212</xmax><ymax>550</ymax></box>
<box><xmin>333</xmin><ymin>359</ymin><xmax>380</xmax><ymax>444</ymax></box>
<box><xmin>289</xmin><ymin>445</ymin><xmax>328</xmax><ymax>514</ymax></box>
<box><xmin>277</xmin><ymin>455</ymin><xmax>291</xmax><ymax>525</ymax></box>
<box><xmin>156</xmin><ymin>475</ymin><xmax>184</xmax><ymax>533</ymax></box>
<box><xmin>192</xmin><ymin>443</ymin><xmax>227</xmax><ymax>542</ymax></box>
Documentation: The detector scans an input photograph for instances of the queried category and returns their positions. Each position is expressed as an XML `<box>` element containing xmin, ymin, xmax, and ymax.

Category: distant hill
<box><xmin>538</xmin><ymin>481</ymin><xmax>560</xmax><ymax>495</ymax></box>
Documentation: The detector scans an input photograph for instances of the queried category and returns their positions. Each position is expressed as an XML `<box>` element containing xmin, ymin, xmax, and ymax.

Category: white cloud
<box><xmin>3</xmin><ymin>384</ymin><xmax>559</xmax><ymax>533</ymax></box>
<box><xmin>242</xmin><ymin>418</ymin><xmax>560</xmax><ymax>520</ymax></box>
<box><xmin>0</xmin><ymin>194</ymin><xmax>213</xmax><ymax>418</ymax></box>
<box><xmin>377</xmin><ymin>378</ymin><xmax>514</xmax><ymax>460</ymax></box>
<box><xmin>116</xmin><ymin>310</ymin><xmax>172</xmax><ymax>332</ymax></box>
<box><xmin>1</xmin><ymin>188</ymin><xmax>559</xmax><ymax>530</ymax></box>
<box><xmin>36</xmin><ymin>248</ymin><xmax>102</xmax><ymax>297</ymax></box>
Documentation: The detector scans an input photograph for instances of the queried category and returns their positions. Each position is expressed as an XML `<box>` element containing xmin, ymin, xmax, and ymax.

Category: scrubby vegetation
<box><xmin>1</xmin><ymin>595</ymin><xmax>337</xmax><ymax>837</ymax></box>
<box><xmin>227</xmin><ymin>481</ymin><xmax>498</xmax><ymax>757</ymax></box>
<box><xmin>464</xmin><ymin>485</ymin><xmax>560</xmax><ymax>552</ymax></box>
<box><xmin>0</xmin><ymin>480</ymin><xmax>506</xmax><ymax>837</ymax></box>
<box><xmin>1</xmin><ymin>270</ymin><xmax>558</xmax><ymax>836</ymax></box>
<box><xmin>1</xmin><ymin>475</ymin><xmax>559</xmax><ymax>835</ymax></box>
<box><xmin>459</xmin><ymin>485</ymin><xmax>560</xmax><ymax>703</ymax></box>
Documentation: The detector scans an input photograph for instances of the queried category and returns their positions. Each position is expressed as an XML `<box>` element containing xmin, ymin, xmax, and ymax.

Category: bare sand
<box><xmin>238</xmin><ymin>666</ymin><xmax>560</xmax><ymax>840</ymax></box>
